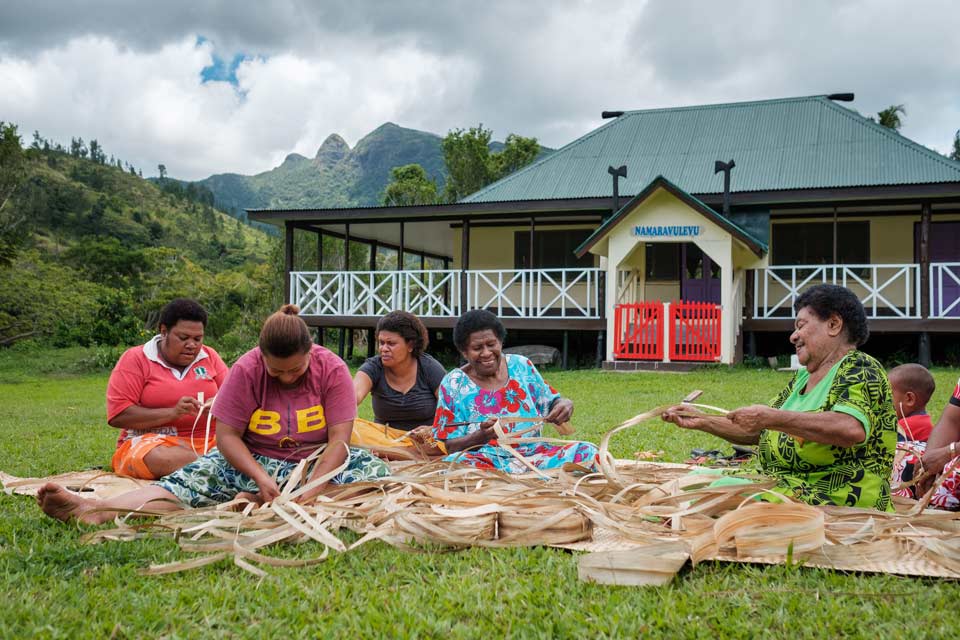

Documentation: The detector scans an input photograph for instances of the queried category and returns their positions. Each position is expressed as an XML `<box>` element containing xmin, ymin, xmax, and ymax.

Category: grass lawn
<box><xmin>1</xmin><ymin>349</ymin><xmax>959</xmax><ymax>638</ymax></box>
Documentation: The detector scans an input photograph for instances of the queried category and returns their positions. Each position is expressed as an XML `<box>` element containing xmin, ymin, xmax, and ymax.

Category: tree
<box><xmin>491</xmin><ymin>133</ymin><xmax>540</xmax><ymax>178</ymax></box>
<box><xmin>382</xmin><ymin>164</ymin><xmax>439</xmax><ymax>206</ymax></box>
<box><xmin>441</xmin><ymin>125</ymin><xmax>494</xmax><ymax>202</ymax></box>
<box><xmin>0</xmin><ymin>122</ymin><xmax>24</xmax><ymax>213</ymax></box>
<box><xmin>876</xmin><ymin>104</ymin><xmax>906</xmax><ymax>131</ymax></box>
<box><xmin>950</xmin><ymin>129</ymin><xmax>960</xmax><ymax>162</ymax></box>
<box><xmin>158</xmin><ymin>164</ymin><xmax>167</xmax><ymax>180</ymax></box>
<box><xmin>440</xmin><ymin>125</ymin><xmax>540</xmax><ymax>202</ymax></box>
<box><xmin>0</xmin><ymin>122</ymin><xmax>28</xmax><ymax>266</ymax></box>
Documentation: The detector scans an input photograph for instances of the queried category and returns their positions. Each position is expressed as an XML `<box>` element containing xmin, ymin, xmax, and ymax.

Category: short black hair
<box><xmin>794</xmin><ymin>284</ymin><xmax>869</xmax><ymax>347</ymax></box>
<box><xmin>453</xmin><ymin>309</ymin><xmax>506</xmax><ymax>351</ymax></box>
<box><xmin>377</xmin><ymin>311</ymin><xmax>429</xmax><ymax>357</ymax></box>
<box><xmin>888</xmin><ymin>363</ymin><xmax>936</xmax><ymax>405</ymax></box>
<box><xmin>159</xmin><ymin>298</ymin><xmax>208</xmax><ymax>330</ymax></box>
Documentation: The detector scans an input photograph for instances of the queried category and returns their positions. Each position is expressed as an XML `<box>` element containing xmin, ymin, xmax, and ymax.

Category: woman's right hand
<box><xmin>255</xmin><ymin>475</ymin><xmax>281</xmax><ymax>503</ymax></box>
<box><xmin>661</xmin><ymin>405</ymin><xmax>710</xmax><ymax>430</ymax></box>
<box><xmin>172</xmin><ymin>395</ymin><xmax>202</xmax><ymax>417</ymax></box>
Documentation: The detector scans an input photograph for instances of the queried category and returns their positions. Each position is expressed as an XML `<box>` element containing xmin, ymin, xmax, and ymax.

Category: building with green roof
<box><xmin>251</xmin><ymin>94</ymin><xmax>960</xmax><ymax>367</ymax></box>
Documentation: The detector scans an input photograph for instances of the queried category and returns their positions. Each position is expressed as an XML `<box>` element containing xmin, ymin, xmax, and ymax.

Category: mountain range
<box><xmin>195</xmin><ymin>123</ymin><xmax>550</xmax><ymax>220</ymax></box>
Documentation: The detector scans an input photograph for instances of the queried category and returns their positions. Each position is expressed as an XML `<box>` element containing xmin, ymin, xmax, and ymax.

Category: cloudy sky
<box><xmin>1</xmin><ymin>0</ymin><xmax>958</xmax><ymax>181</ymax></box>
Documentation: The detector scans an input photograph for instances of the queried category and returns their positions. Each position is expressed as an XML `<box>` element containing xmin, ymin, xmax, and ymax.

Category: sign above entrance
<box><xmin>631</xmin><ymin>225</ymin><xmax>702</xmax><ymax>238</ymax></box>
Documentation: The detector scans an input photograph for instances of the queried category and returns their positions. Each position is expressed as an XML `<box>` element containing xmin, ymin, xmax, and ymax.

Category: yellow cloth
<box><xmin>350</xmin><ymin>418</ymin><xmax>412</xmax><ymax>448</ymax></box>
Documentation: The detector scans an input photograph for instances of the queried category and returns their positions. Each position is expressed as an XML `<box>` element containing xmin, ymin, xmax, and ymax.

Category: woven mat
<box><xmin>557</xmin><ymin>524</ymin><xmax>960</xmax><ymax>579</ymax></box>
<box><xmin>8</xmin><ymin>460</ymin><xmax>960</xmax><ymax>581</ymax></box>
<box><xmin>1</xmin><ymin>470</ymin><xmax>147</xmax><ymax>499</ymax></box>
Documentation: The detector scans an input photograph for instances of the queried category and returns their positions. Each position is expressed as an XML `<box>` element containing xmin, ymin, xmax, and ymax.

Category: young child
<box><xmin>888</xmin><ymin>363</ymin><xmax>936</xmax><ymax>442</ymax></box>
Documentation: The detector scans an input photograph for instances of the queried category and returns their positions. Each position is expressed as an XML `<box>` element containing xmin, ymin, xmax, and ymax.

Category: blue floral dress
<box><xmin>431</xmin><ymin>354</ymin><xmax>598</xmax><ymax>473</ymax></box>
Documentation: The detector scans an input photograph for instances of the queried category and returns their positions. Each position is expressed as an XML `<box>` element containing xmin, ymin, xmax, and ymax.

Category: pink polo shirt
<box><xmin>212</xmin><ymin>345</ymin><xmax>356</xmax><ymax>462</ymax></box>
<box><xmin>106</xmin><ymin>336</ymin><xmax>229</xmax><ymax>445</ymax></box>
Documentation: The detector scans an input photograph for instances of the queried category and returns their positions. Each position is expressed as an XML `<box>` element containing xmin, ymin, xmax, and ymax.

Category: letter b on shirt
<box><xmin>247</xmin><ymin>406</ymin><xmax>326</xmax><ymax>435</ymax></box>
<box><xmin>297</xmin><ymin>405</ymin><xmax>326</xmax><ymax>432</ymax></box>
<box><xmin>248</xmin><ymin>410</ymin><xmax>282</xmax><ymax>435</ymax></box>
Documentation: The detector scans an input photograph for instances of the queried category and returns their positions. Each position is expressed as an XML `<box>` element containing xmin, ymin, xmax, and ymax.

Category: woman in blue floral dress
<box><xmin>431</xmin><ymin>310</ymin><xmax>598</xmax><ymax>472</ymax></box>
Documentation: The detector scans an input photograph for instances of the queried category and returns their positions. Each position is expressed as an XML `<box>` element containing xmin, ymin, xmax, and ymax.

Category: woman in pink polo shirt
<box><xmin>107</xmin><ymin>298</ymin><xmax>228</xmax><ymax>479</ymax></box>
<box><xmin>37</xmin><ymin>305</ymin><xmax>389</xmax><ymax>523</ymax></box>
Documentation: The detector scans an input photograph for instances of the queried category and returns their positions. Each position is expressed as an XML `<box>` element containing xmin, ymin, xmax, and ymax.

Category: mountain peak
<box><xmin>315</xmin><ymin>134</ymin><xmax>350</xmax><ymax>164</ymax></box>
<box><xmin>282</xmin><ymin>152</ymin><xmax>308</xmax><ymax>166</ymax></box>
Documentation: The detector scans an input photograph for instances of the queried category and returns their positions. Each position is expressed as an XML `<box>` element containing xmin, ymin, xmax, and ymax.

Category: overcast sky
<box><xmin>1</xmin><ymin>0</ymin><xmax>958</xmax><ymax>181</ymax></box>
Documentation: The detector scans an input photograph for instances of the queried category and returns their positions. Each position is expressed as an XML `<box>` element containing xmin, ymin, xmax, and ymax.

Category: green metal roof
<box><xmin>462</xmin><ymin>96</ymin><xmax>960</xmax><ymax>203</ymax></box>
<box><xmin>575</xmin><ymin>176</ymin><xmax>767</xmax><ymax>259</ymax></box>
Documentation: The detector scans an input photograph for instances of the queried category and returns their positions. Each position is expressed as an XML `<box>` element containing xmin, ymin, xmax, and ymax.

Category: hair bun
<box><xmin>279</xmin><ymin>304</ymin><xmax>301</xmax><ymax>316</ymax></box>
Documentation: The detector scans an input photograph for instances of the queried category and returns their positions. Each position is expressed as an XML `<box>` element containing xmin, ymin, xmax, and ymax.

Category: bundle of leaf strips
<box><xmin>82</xmin><ymin>408</ymin><xmax>960</xmax><ymax>580</ymax></box>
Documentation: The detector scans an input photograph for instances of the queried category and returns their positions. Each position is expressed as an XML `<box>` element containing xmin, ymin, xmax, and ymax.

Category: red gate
<box><xmin>613</xmin><ymin>303</ymin><xmax>663</xmax><ymax>360</ymax></box>
<box><xmin>669</xmin><ymin>301</ymin><xmax>721</xmax><ymax>362</ymax></box>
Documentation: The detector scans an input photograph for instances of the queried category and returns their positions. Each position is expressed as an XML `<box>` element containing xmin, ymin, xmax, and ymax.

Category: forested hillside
<box><xmin>197</xmin><ymin>123</ymin><xmax>446</xmax><ymax>218</ymax></box>
<box><xmin>0</xmin><ymin>126</ymin><xmax>281</xmax><ymax>353</ymax></box>
<box><xmin>196</xmin><ymin>122</ymin><xmax>550</xmax><ymax>219</ymax></box>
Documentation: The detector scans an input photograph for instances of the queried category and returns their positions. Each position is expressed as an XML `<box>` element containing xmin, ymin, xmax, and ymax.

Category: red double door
<box><xmin>614</xmin><ymin>301</ymin><xmax>721</xmax><ymax>362</ymax></box>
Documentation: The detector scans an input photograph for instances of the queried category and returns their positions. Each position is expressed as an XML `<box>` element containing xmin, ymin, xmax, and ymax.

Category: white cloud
<box><xmin>1</xmin><ymin>0</ymin><xmax>959</xmax><ymax>180</ymax></box>
<box><xmin>0</xmin><ymin>34</ymin><xmax>478</xmax><ymax>179</ymax></box>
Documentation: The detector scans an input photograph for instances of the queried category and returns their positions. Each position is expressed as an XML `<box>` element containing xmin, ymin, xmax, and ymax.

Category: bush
<box><xmin>74</xmin><ymin>344</ymin><xmax>126</xmax><ymax>373</ymax></box>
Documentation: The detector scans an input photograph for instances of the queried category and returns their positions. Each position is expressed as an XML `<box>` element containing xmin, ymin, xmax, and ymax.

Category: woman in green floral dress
<box><xmin>662</xmin><ymin>284</ymin><xmax>897</xmax><ymax>511</ymax></box>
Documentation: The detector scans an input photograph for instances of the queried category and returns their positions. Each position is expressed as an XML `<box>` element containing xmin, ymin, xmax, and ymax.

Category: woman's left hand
<box><xmin>544</xmin><ymin>398</ymin><xmax>574</xmax><ymax>424</ymax></box>
<box><xmin>727</xmin><ymin>405</ymin><xmax>774</xmax><ymax>435</ymax></box>
<box><xmin>918</xmin><ymin>445</ymin><xmax>959</xmax><ymax>492</ymax></box>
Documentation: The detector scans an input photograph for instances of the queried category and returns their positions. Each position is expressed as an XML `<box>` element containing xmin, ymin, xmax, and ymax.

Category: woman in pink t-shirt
<box><xmin>37</xmin><ymin>305</ymin><xmax>389</xmax><ymax>523</ymax></box>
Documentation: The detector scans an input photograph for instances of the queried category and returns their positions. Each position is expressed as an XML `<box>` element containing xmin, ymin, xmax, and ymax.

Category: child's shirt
<box><xmin>898</xmin><ymin>412</ymin><xmax>933</xmax><ymax>442</ymax></box>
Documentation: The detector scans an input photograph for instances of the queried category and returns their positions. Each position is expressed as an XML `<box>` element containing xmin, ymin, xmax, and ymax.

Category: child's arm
<box><xmin>216</xmin><ymin>423</ymin><xmax>280</xmax><ymax>502</ymax></box>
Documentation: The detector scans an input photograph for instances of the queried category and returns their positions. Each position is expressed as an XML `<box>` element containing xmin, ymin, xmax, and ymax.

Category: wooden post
<box><xmin>338</xmin><ymin>328</ymin><xmax>345</xmax><ymax>358</ymax></box>
<box><xmin>398</xmin><ymin>222</ymin><xmax>405</xmax><ymax>271</ymax></box>
<box><xmin>529</xmin><ymin>217</ymin><xmax>536</xmax><ymax>268</ymax></box>
<box><xmin>562</xmin><ymin>330</ymin><xmax>569</xmax><ymax>370</ymax></box>
<box><xmin>316</xmin><ymin>228</ymin><xmax>325</xmax><ymax>346</ymax></box>
<box><xmin>919</xmin><ymin>202</ymin><xmax>932</xmax><ymax>367</ymax></box>
<box><xmin>832</xmin><ymin>207</ymin><xmax>838</xmax><ymax>263</ymax></box>
<box><xmin>368</xmin><ymin>241</ymin><xmax>377</xmax><ymax>357</ymax></box>
<box><xmin>460</xmin><ymin>219</ymin><xmax>471</xmax><ymax>312</ymax></box>
<box><xmin>317</xmin><ymin>229</ymin><xmax>324</xmax><ymax>270</ymax></box>
<box><xmin>284</xmin><ymin>221</ymin><xmax>294</xmax><ymax>305</ymax></box>
<box><xmin>344</xmin><ymin>224</ymin><xmax>351</xmax><ymax>269</ymax></box>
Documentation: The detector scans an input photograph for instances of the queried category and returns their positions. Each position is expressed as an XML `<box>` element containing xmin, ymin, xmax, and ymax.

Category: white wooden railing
<box><xmin>752</xmin><ymin>264</ymin><xmax>921</xmax><ymax>319</ymax></box>
<box><xmin>930</xmin><ymin>263</ymin><xmax>960</xmax><ymax>318</ymax></box>
<box><xmin>290</xmin><ymin>268</ymin><xmax>604</xmax><ymax>319</ymax></box>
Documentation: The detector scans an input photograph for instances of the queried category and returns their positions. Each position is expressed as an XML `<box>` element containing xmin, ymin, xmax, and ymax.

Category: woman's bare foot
<box><xmin>37</xmin><ymin>483</ymin><xmax>108</xmax><ymax>525</ymax></box>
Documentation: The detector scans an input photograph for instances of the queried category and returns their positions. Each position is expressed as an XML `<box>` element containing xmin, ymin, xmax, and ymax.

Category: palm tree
<box><xmin>876</xmin><ymin>104</ymin><xmax>906</xmax><ymax>131</ymax></box>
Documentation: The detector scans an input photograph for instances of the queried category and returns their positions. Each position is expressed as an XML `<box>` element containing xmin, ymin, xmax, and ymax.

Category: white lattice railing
<box><xmin>930</xmin><ymin>263</ymin><xmax>960</xmax><ymax>319</ymax></box>
<box><xmin>752</xmin><ymin>264</ymin><xmax>921</xmax><ymax>319</ymax></box>
<box><xmin>290</xmin><ymin>268</ymin><xmax>604</xmax><ymax>319</ymax></box>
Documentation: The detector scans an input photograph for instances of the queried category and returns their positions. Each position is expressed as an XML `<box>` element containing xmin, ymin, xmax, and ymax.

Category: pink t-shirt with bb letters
<box><xmin>212</xmin><ymin>345</ymin><xmax>356</xmax><ymax>462</ymax></box>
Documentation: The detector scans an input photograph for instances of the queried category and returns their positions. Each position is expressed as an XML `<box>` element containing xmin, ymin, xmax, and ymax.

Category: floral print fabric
<box><xmin>891</xmin><ymin>441</ymin><xmax>960</xmax><ymax>510</ymax></box>
<box><xmin>156</xmin><ymin>446</ymin><xmax>389</xmax><ymax>508</ymax></box>
<box><xmin>431</xmin><ymin>354</ymin><xmax>598</xmax><ymax>473</ymax></box>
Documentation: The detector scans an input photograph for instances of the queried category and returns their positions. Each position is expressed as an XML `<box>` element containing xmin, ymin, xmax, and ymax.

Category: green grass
<box><xmin>2</xmin><ymin>359</ymin><xmax>959</xmax><ymax>638</ymax></box>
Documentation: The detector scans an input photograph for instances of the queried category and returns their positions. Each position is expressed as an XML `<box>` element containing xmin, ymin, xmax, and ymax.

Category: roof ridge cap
<box><xmin>617</xmin><ymin>94</ymin><xmax>825</xmax><ymax>116</ymax></box>
<box><xmin>820</xmin><ymin>98</ymin><xmax>960</xmax><ymax>175</ymax></box>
